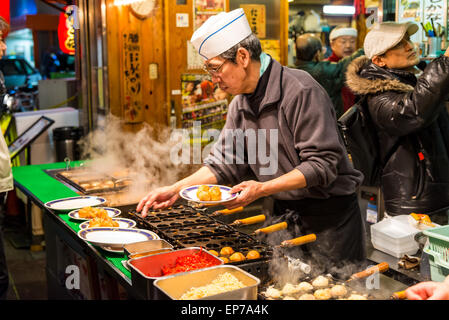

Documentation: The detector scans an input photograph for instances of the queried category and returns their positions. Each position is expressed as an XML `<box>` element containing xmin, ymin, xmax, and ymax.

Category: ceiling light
<box><xmin>323</xmin><ymin>5</ymin><xmax>355</xmax><ymax>15</ymax></box>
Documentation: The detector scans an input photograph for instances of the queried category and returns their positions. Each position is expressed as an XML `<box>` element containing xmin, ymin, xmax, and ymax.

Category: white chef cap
<box><xmin>329</xmin><ymin>26</ymin><xmax>358</xmax><ymax>41</ymax></box>
<box><xmin>190</xmin><ymin>8</ymin><xmax>252</xmax><ymax>60</ymax></box>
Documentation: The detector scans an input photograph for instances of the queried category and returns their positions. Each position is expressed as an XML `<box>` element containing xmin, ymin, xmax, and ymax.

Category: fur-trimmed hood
<box><xmin>345</xmin><ymin>56</ymin><xmax>414</xmax><ymax>95</ymax></box>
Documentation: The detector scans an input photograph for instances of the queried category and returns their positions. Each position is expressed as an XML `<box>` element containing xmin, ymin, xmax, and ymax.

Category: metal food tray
<box><xmin>124</xmin><ymin>239</ymin><xmax>174</xmax><ymax>259</ymax></box>
<box><xmin>177</xmin><ymin>231</ymin><xmax>263</xmax><ymax>250</ymax></box>
<box><xmin>141</xmin><ymin>212</ymin><xmax>215</xmax><ymax>230</ymax></box>
<box><xmin>154</xmin><ymin>265</ymin><xmax>260</xmax><ymax>300</ymax></box>
<box><xmin>47</xmin><ymin>168</ymin><xmax>131</xmax><ymax>194</ymax></box>
<box><xmin>158</xmin><ymin>222</ymin><xmax>235</xmax><ymax>240</ymax></box>
<box><xmin>127</xmin><ymin>247</ymin><xmax>223</xmax><ymax>299</ymax></box>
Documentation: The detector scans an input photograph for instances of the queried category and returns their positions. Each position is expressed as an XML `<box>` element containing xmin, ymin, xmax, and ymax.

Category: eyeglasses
<box><xmin>203</xmin><ymin>60</ymin><xmax>227</xmax><ymax>76</ymax></box>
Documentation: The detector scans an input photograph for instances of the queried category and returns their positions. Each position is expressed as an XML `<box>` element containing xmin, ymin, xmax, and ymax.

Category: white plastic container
<box><xmin>371</xmin><ymin>215</ymin><xmax>420</xmax><ymax>258</ymax></box>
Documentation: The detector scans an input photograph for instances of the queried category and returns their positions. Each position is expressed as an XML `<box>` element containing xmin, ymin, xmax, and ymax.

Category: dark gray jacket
<box><xmin>204</xmin><ymin>59</ymin><xmax>363</xmax><ymax>201</ymax></box>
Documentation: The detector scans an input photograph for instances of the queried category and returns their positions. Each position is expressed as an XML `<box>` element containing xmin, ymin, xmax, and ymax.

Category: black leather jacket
<box><xmin>346</xmin><ymin>55</ymin><xmax>449</xmax><ymax>215</ymax></box>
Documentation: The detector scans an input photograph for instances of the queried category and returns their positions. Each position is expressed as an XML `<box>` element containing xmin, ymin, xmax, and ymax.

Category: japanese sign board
<box><xmin>122</xmin><ymin>31</ymin><xmax>144</xmax><ymax>123</ymax></box>
<box><xmin>240</xmin><ymin>4</ymin><xmax>266</xmax><ymax>39</ymax></box>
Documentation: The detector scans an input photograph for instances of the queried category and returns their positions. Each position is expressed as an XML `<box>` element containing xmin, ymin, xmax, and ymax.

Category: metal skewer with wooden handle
<box><xmin>275</xmin><ymin>233</ymin><xmax>317</xmax><ymax>248</ymax></box>
<box><xmin>347</xmin><ymin>262</ymin><xmax>389</xmax><ymax>281</ymax></box>
<box><xmin>230</xmin><ymin>214</ymin><xmax>266</xmax><ymax>226</ymax></box>
<box><xmin>252</xmin><ymin>222</ymin><xmax>288</xmax><ymax>235</ymax></box>
<box><xmin>211</xmin><ymin>206</ymin><xmax>244</xmax><ymax>217</ymax></box>
<box><xmin>391</xmin><ymin>290</ymin><xmax>407</xmax><ymax>300</ymax></box>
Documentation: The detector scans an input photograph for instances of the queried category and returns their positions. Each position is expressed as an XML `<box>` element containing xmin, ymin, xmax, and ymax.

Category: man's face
<box><xmin>330</xmin><ymin>35</ymin><xmax>357</xmax><ymax>58</ymax></box>
<box><xmin>204</xmin><ymin>56</ymin><xmax>247</xmax><ymax>96</ymax></box>
<box><xmin>0</xmin><ymin>31</ymin><xmax>6</xmax><ymax>59</ymax></box>
<box><xmin>375</xmin><ymin>35</ymin><xmax>420</xmax><ymax>69</ymax></box>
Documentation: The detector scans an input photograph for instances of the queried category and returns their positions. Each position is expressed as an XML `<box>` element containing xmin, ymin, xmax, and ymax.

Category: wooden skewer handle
<box><xmin>349</xmin><ymin>262</ymin><xmax>389</xmax><ymax>280</ymax></box>
<box><xmin>255</xmin><ymin>222</ymin><xmax>288</xmax><ymax>234</ymax></box>
<box><xmin>280</xmin><ymin>234</ymin><xmax>317</xmax><ymax>247</ymax></box>
<box><xmin>392</xmin><ymin>290</ymin><xmax>407</xmax><ymax>300</ymax></box>
<box><xmin>232</xmin><ymin>214</ymin><xmax>266</xmax><ymax>226</ymax></box>
<box><xmin>213</xmin><ymin>207</ymin><xmax>244</xmax><ymax>216</ymax></box>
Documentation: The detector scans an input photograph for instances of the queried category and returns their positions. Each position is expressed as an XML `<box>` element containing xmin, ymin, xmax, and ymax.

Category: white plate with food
<box><xmin>179</xmin><ymin>185</ymin><xmax>238</xmax><ymax>204</ymax></box>
<box><xmin>79</xmin><ymin>218</ymin><xmax>136</xmax><ymax>230</ymax></box>
<box><xmin>68</xmin><ymin>207</ymin><xmax>121</xmax><ymax>221</ymax></box>
<box><xmin>78</xmin><ymin>227</ymin><xmax>160</xmax><ymax>251</ymax></box>
<box><xmin>44</xmin><ymin>196</ymin><xmax>106</xmax><ymax>211</ymax></box>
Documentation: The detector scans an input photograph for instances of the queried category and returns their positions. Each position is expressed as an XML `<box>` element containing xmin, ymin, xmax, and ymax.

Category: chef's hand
<box><xmin>445</xmin><ymin>46</ymin><xmax>449</xmax><ymax>57</ymax></box>
<box><xmin>225</xmin><ymin>180</ymin><xmax>267</xmax><ymax>210</ymax></box>
<box><xmin>405</xmin><ymin>276</ymin><xmax>449</xmax><ymax>300</ymax></box>
<box><xmin>136</xmin><ymin>185</ymin><xmax>179</xmax><ymax>217</ymax></box>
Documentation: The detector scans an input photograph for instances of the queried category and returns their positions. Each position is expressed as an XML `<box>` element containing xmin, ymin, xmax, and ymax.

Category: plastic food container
<box><xmin>127</xmin><ymin>247</ymin><xmax>223</xmax><ymax>299</ymax></box>
<box><xmin>371</xmin><ymin>215</ymin><xmax>420</xmax><ymax>258</ymax></box>
<box><xmin>154</xmin><ymin>265</ymin><xmax>260</xmax><ymax>300</ymax></box>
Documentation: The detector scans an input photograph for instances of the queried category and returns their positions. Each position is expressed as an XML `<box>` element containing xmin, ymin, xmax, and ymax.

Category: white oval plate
<box><xmin>179</xmin><ymin>185</ymin><xmax>238</xmax><ymax>204</ymax></box>
<box><xmin>79</xmin><ymin>218</ymin><xmax>136</xmax><ymax>230</ymax></box>
<box><xmin>68</xmin><ymin>207</ymin><xmax>121</xmax><ymax>221</ymax></box>
<box><xmin>44</xmin><ymin>196</ymin><xmax>106</xmax><ymax>211</ymax></box>
<box><xmin>77</xmin><ymin>228</ymin><xmax>160</xmax><ymax>251</ymax></box>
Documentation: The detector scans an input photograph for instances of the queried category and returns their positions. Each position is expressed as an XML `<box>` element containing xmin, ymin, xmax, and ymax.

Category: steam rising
<box><xmin>262</xmin><ymin>210</ymin><xmax>368</xmax><ymax>285</ymax></box>
<box><xmin>78</xmin><ymin>114</ymin><xmax>200</xmax><ymax>203</ymax></box>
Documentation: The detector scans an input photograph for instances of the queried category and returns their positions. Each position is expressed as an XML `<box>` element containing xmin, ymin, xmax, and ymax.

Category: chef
<box><xmin>137</xmin><ymin>9</ymin><xmax>365</xmax><ymax>270</ymax></box>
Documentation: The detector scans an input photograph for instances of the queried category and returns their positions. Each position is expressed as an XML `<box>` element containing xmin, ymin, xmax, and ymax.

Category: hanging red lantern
<box><xmin>58</xmin><ymin>6</ymin><xmax>75</xmax><ymax>55</ymax></box>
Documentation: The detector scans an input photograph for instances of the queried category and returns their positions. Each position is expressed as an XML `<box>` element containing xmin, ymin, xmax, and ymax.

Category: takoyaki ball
<box><xmin>220</xmin><ymin>246</ymin><xmax>234</xmax><ymax>256</ymax></box>
<box><xmin>219</xmin><ymin>257</ymin><xmax>229</xmax><ymax>263</ymax></box>
<box><xmin>312</xmin><ymin>275</ymin><xmax>329</xmax><ymax>289</ymax></box>
<box><xmin>297</xmin><ymin>282</ymin><xmax>314</xmax><ymax>293</ymax></box>
<box><xmin>209</xmin><ymin>186</ymin><xmax>222</xmax><ymax>201</ymax></box>
<box><xmin>282</xmin><ymin>283</ymin><xmax>300</xmax><ymax>296</ymax></box>
<box><xmin>298</xmin><ymin>293</ymin><xmax>316</xmax><ymax>300</ymax></box>
<box><xmin>197</xmin><ymin>185</ymin><xmax>210</xmax><ymax>193</ymax></box>
<box><xmin>229</xmin><ymin>252</ymin><xmax>246</xmax><ymax>262</ymax></box>
<box><xmin>347</xmin><ymin>293</ymin><xmax>368</xmax><ymax>300</ymax></box>
<box><xmin>283</xmin><ymin>296</ymin><xmax>296</xmax><ymax>300</ymax></box>
<box><xmin>264</xmin><ymin>286</ymin><xmax>282</xmax><ymax>299</ymax></box>
<box><xmin>330</xmin><ymin>284</ymin><xmax>347</xmax><ymax>298</ymax></box>
<box><xmin>197</xmin><ymin>190</ymin><xmax>211</xmax><ymax>201</ymax></box>
<box><xmin>246</xmin><ymin>250</ymin><xmax>261</xmax><ymax>260</ymax></box>
<box><xmin>314</xmin><ymin>288</ymin><xmax>332</xmax><ymax>300</ymax></box>
<box><xmin>208</xmin><ymin>250</ymin><xmax>219</xmax><ymax>256</ymax></box>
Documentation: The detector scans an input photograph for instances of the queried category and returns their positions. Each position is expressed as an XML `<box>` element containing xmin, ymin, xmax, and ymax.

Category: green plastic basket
<box><xmin>423</xmin><ymin>225</ymin><xmax>449</xmax><ymax>282</ymax></box>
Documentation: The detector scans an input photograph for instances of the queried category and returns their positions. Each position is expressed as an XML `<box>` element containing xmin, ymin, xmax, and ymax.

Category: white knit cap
<box><xmin>364</xmin><ymin>21</ymin><xmax>419</xmax><ymax>59</ymax></box>
<box><xmin>329</xmin><ymin>27</ymin><xmax>357</xmax><ymax>41</ymax></box>
<box><xmin>190</xmin><ymin>8</ymin><xmax>252</xmax><ymax>60</ymax></box>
